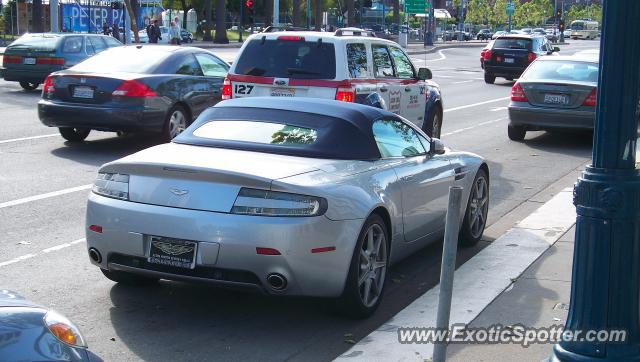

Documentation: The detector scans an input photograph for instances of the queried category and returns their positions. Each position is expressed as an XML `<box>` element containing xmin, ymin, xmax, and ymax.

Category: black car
<box><xmin>481</xmin><ymin>34</ymin><xmax>559</xmax><ymax>84</ymax></box>
<box><xmin>180</xmin><ymin>29</ymin><xmax>194</xmax><ymax>43</ymax></box>
<box><xmin>0</xmin><ymin>289</ymin><xmax>102</xmax><ymax>362</ymax></box>
<box><xmin>38</xmin><ymin>45</ymin><xmax>229</xmax><ymax>142</ymax></box>
<box><xmin>477</xmin><ymin>29</ymin><xmax>494</xmax><ymax>40</ymax></box>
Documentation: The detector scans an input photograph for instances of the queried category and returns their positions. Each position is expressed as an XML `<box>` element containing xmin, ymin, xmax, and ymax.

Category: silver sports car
<box><xmin>86</xmin><ymin>98</ymin><xmax>489</xmax><ymax>317</ymax></box>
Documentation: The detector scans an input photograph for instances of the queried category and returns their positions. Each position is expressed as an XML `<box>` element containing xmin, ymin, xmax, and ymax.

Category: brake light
<box><xmin>335</xmin><ymin>87</ymin><xmax>355</xmax><ymax>102</ymax></box>
<box><xmin>112</xmin><ymin>80</ymin><xmax>157</xmax><ymax>97</ymax></box>
<box><xmin>42</xmin><ymin>75</ymin><xmax>55</xmax><ymax>96</ymax></box>
<box><xmin>36</xmin><ymin>57</ymin><xmax>65</xmax><ymax>66</ymax></box>
<box><xmin>511</xmin><ymin>83</ymin><xmax>528</xmax><ymax>102</ymax></box>
<box><xmin>2</xmin><ymin>55</ymin><xmax>22</xmax><ymax>65</ymax></box>
<box><xmin>277</xmin><ymin>35</ymin><xmax>305</xmax><ymax>41</ymax></box>
<box><xmin>222</xmin><ymin>77</ymin><xmax>232</xmax><ymax>100</ymax></box>
<box><xmin>527</xmin><ymin>52</ymin><xmax>537</xmax><ymax>63</ymax></box>
<box><xmin>582</xmin><ymin>87</ymin><xmax>597</xmax><ymax>107</ymax></box>
<box><xmin>482</xmin><ymin>50</ymin><xmax>492</xmax><ymax>61</ymax></box>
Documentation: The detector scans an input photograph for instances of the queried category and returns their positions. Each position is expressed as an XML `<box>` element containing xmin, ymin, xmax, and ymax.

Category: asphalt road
<box><xmin>0</xmin><ymin>40</ymin><xmax>600</xmax><ymax>361</ymax></box>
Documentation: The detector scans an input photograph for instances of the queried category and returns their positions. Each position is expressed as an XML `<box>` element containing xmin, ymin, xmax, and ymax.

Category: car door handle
<box><xmin>404</xmin><ymin>87</ymin><xmax>411</xmax><ymax>92</ymax></box>
<box><xmin>380</xmin><ymin>87</ymin><xmax>388</xmax><ymax>92</ymax></box>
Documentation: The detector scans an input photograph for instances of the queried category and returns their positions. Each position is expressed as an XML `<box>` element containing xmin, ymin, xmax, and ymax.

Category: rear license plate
<box><xmin>503</xmin><ymin>58</ymin><xmax>515</xmax><ymax>64</ymax></box>
<box><xmin>544</xmin><ymin>93</ymin><xmax>569</xmax><ymax>105</ymax></box>
<box><xmin>23</xmin><ymin>57</ymin><xmax>36</xmax><ymax>65</ymax></box>
<box><xmin>270</xmin><ymin>88</ymin><xmax>295</xmax><ymax>97</ymax></box>
<box><xmin>73</xmin><ymin>86</ymin><xmax>94</xmax><ymax>99</ymax></box>
<box><xmin>148</xmin><ymin>237</ymin><xmax>197</xmax><ymax>269</ymax></box>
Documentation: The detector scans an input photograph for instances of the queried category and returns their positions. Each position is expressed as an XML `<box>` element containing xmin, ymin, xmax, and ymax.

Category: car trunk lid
<box><xmin>520</xmin><ymin>81</ymin><xmax>596</xmax><ymax>109</ymax></box>
<box><xmin>46</xmin><ymin>72</ymin><xmax>148</xmax><ymax>105</ymax></box>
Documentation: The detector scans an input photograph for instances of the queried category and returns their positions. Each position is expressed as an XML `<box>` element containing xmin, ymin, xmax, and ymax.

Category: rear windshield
<box><xmin>493</xmin><ymin>38</ymin><xmax>532</xmax><ymax>50</ymax></box>
<box><xmin>233</xmin><ymin>38</ymin><xmax>336</xmax><ymax>79</ymax></box>
<box><xmin>523</xmin><ymin>60</ymin><xmax>599</xmax><ymax>83</ymax></box>
<box><xmin>71</xmin><ymin>46</ymin><xmax>167</xmax><ymax>73</ymax></box>
<box><xmin>572</xmin><ymin>22</ymin><xmax>585</xmax><ymax>30</ymax></box>
<box><xmin>193</xmin><ymin>121</ymin><xmax>318</xmax><ymax>146</ymax></box>
<box><xmin>8</xmin><ymin>34</ymin><xmax>61</xmax><ymax>52</ymax></box>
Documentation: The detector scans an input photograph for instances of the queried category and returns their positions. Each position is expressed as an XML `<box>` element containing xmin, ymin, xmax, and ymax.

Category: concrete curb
<box><xmin>405</xmin><ymin>42</ymin><xmax>487</xmax><ymax>56</ymax></box>
<box><xmin>335</xmin><ymin>187</ymin><xmax>577</xmax><ymax>362</ymax></box>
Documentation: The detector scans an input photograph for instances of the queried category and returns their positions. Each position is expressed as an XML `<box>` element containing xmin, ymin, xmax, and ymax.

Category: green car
<box><xmin>1</xmin><ymin>33</ymin><xmax>122</xmax><ymax>90</ymax></box>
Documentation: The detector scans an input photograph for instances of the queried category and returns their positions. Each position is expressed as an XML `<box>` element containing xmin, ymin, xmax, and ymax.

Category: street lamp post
<box><xmin>425</xmin><ymin>2</ymin><xmax>433</xmax><ymax>46</ymax></box>
<box><xmin>239</xmin><ymin>0</ymin><xmax>243</xmax><ymax>42</ymax></box>
<box><xmin>551</xmin><ymin>1</ymin><xmax>640</xmax><ymax>361</ymax></box>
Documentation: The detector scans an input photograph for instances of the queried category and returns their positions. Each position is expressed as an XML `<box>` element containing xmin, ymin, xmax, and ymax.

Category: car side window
<box><xmin>388</xmin><ymin>46</ymin><xmax>415</xmax><ymax>79</ymax></box>
<box><xmin>104</xmin><ymin>37</ymin><xmax>122</xmax><ymax>47</ymax></box>
<box><xmin>372</xmin><ymin>44</ymin><xmax>395</xmax><ymax>78</ymax></box>
<box><xmin>88</xmin><ymin>37</ymin><xmax>108</xmax><ymax>54</ymax></box>
<box><xmin>62</xmin><ymin>36</ymin><xmax>84</xmax><ymax>54</ymax></box>
<box><xmin>194</xmin><ymin>53</ymin><xmax>229</xmax><ymax>77</ymax></box>
<box><xmin>175</xmin><ymin>54</ymin><xmax>204</xmax><ymax>76</ymax></box>
<box><xmin>372</xmin><ymin>119</ymin><xmax>426</xmax><ymax>158</ymax></box>
<box><xmin>346</xmin><ymin>43</ymin><xmax>370</xmax><ymax>78</ymax></box>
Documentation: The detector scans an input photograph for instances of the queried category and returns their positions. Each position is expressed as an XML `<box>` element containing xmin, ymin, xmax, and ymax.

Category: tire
<box><xmin>337</xmin><ymin>214</ymin><xmax>389</xmax><ymax>319</ymax></box>
<box><xmin>459</xmin><ymin>168</ymin><xmax>489</xmax><ymax>247</ymax></box>
<box><xmin>101</xmin><ymin>269</ymin><xmax>159</xmax><ymax>286</ymax></box>
<box><xmin>427</xmin><ymin>105</ymin><xmax>443</xmax><ymax>139</ymax></box>
<box><xmin>19</xmin><ymin>81</ymin><xmax>39</xmax><ymax>91</ymax></box>
<box><xmin>484</xmin><ymin>73</ymin><xmax>496</xmax><ymax>84</ymax></box>
<box><xmin>162</xmin><ymin>104</ymin><xmax>190</xmax><ymax>142</ymax></box>
<box><xmin>507</xmin><ymin>123</ymin><xmax>526</xmax><ymax>141</ymax></box>
<box><xmin>58</xmin><ymin>127</ymin><xmax>91</xmax><ymax>142</ymax></box>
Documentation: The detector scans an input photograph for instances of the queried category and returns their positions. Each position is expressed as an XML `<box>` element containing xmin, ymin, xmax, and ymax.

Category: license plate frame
<box><xmin>544</xmin><ymin>93</ymin><xmax>569</xmax><ymax>105</ymax></box>
<box><xmin>72</xmin><ymin>86</ymin><xmax>94</xmax><ymax>99</ymax></box>
<box><xmin>23</xmin><ymin>57</ymin><xmax>36</xmax><ymax>65</ymax></box>
<box><xmin>148</xmin><ymin>237</ymin><xmax>198</xmax><ymax>270</ymax></box>
<box><xmin>270</xmin><ymin>88</ymin><xmax>296</xmax><ymax>97</ymax></box>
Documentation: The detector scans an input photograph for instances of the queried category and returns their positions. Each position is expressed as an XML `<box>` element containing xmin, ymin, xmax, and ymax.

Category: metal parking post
<box><xmin>552</xmin><ymin>1</ymin><xmax>640</xmax><ymax>361</ymax></box>
<box><xmin>432</xmin><ymin>186</ymin><xmax>463</xmax><ymax>362</ymax></box>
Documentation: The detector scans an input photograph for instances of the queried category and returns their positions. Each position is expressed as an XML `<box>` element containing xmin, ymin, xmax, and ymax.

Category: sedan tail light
<box><xmin>112</xmin><ymin>80</ymin><xmax>157</xmax><ymax>97</ymax></box>
<box><xmin>527</xmin><ymin>52</ymin><xmax>537</xmax><ymax>63</ymax></box>
<box><xmin>221</xmin><ymin>77</ymin><xmax>232</xmax><ymax>100</ymax></box>
<box><xmin>2</xmin><ymin>55</ymin><xmax>22</xmax><ymax>66</ymax></box>
<box><xmin>482</xmin><ymin>50</ymin><xmax>492</xmax><ymax>61</ymax></box>
<box><xmin>231</xmin><ymin>188</ymin><xmax>327</xmax><ymax>217</ymax></box>
<box><xmin>36</xmin><ymin>57</ymin><xmax>65</xmax><ymax>66</ymax></box>
<box><xmin>42</xmin><ymin>75</ymin><xmax>55</xmax><ymax>96</ymax></box>
<box><xmin>582</xmin><ymin>87</ymin><xmax>597</xmax><ymax>107</ymax></box>
<box><xmin>335</xmin><ymin>87</ymin><xmax>355</xmax><ymax>102</ymax></box>
<box><xmin>511</xmin><ymin>83</ymin><xmax>528</xmax><ymax>102</ymax></box>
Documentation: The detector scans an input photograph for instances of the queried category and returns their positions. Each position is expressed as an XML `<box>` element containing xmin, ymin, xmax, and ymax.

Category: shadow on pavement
<box><xmin>50</xmin><ymin>133</ymin><xmax>161</xmax><ymax>167</ymax></box>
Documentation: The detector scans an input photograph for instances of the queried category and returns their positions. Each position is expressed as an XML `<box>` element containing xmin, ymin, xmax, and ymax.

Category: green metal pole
<box><xmin>552</xmin><ymin>1</ymin><xmax>640</xmax><ymax>360</ymax></box>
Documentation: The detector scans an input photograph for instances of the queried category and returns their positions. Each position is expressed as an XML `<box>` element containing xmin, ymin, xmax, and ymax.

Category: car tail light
<box><xmin>335</xmin><ymin>87</ymin><xmax>355</xmax><ymax>102</ymax></box>
<box><xmin>231</xmin><ymin>188</ymin><xmax>327</xmax><ymax>217</ymax></box>
<box><xmin>527</xmin><ymin>52</ymin><xmax>537</xmax><ymax>63</ymax></box>
<box><xmin>2</xmin><ymin>55</ymin><xmax>22</xmax><ymax>65</ymax></box>
<box><xmin>482</xmin><ymin>50</ymin><xmax>492</xmax><ymax>61</ymax></box>
<box><xmin>112</xmin><ymin>80</ymin><xmax>157</xmax><ymax>97</ymax></box>
<box><xmin>36</xmin><ymin>57</ymin><xmax>65</xmax><ymax>66</ymax></box>
<box><xmin>92</xmin><ymin>172</ymin><xmax>129</xmax><ymax>200</ymax></box>
<box><xmin>582</xmin><ymin>87</ymin><xmax>597</xmax><ymax>107</ymax></box>
<box><xmin>42</xmin><ymin>75</ymin><xmax>55</xmax><ymax>96</ymax></box>
<box><xmin>222</xmin><ymin>77</ymin><xmax>232</xmax><ymax>100</ymax></box>
<box><xmin>511</xmin><ymin>83</ymin><xmax>528</xmax><ymax>102</ymax></box>
<box><xmin>277</xmin><ymin>35</ymin><xmax>305</xmax><ymax>41</ymax></box>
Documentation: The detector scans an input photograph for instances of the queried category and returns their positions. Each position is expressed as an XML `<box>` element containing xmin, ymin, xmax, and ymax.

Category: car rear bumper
<box><xmin>484</xmin><ymin>64</ymin><xmax>525</xmax><ymax>78</ymax></box>
<box><xmin>508</xmin><ymin>102</ymin><xmax>595</xmax><ymax>130</ymax></box>
<box><xmin>38</xmin><ymin>99</ymin><xmax>167</xmax><ymax>132</ymax></box>
<box><xmin>86</xmin><ymin>193</ymin><xmax>362</xmax><ymax>297</ymax></box>
<box><xmin>2</xmin><ymin>68</ymin><xmax>58</xmax><ymax>83</ymax></box>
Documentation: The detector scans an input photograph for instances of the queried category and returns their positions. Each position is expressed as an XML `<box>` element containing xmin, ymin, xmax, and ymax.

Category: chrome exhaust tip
<box><xmin>88</xmin><ymin>248</ymin><xmax>102</xmax><ymax>263</ymax></box>
<box><xmin>266</xmin><ymin>273</ymin><xmax>287</xmax><ymax>291</ymax></box>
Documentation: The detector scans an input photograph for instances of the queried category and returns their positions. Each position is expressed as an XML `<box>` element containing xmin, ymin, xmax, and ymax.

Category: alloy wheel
<box><xmin>468</xmin><ymin>175</ymin><xmax>489</xmax><ymax>239</ymax></box>
<box><xmin>168</xmin><ymin>109</ymin><xmax>187</xmax><ymax>139</ymax></box>
<box><xmin>358</xmin><ymin>224</ymin><xmax>387</xmax><ymax>308</ymax></box>
<box><xmin>432</xmin><ymin>112</ymin><xmax>442</xmax><ymax>139</ymax></box>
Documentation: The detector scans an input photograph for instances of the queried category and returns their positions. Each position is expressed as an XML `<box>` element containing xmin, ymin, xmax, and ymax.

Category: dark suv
<box><xmin>481</xmin><ymin>34</ymin><xmax>559</xmax><ymax>84</ymax></box>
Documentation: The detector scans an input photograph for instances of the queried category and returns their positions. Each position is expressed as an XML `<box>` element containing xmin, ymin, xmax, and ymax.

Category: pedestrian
<box><xmin>169</xmin><ymin>22</ymin><xmax>180</xmax><ymax>45</ymax></box>
<box><xmin>174</xmin><ymin>16</ymin><xmax>182</xmax><ymax>45</ymax></box>
<box><xmin>102</xmin><ymin>21</ymin><xmax>110</xmax><ymax>36</ymax></box>
<box><xmin>147</xmin><ymin>19</ymin><xmax>161</xmax><ymax>44</ymax></box>
<box><xmin>111</xmin><ymin>23</ymin><xmax>120</xmax><ymax>42</ymax></box>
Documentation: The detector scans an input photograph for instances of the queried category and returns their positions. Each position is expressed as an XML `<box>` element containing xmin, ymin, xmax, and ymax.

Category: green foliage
<box><xmin>512</xmin><ymin>0</ymin><xmax>552</xmax><ymax>28</ymax></box>
<box><xmin>2</xmin><ymin>0</ymin><xmax>16</xmax><ymax>35</ymax></box>
<box><xmin>565</xmin><ymin>4</ymin><xmax>602</xmax><ymax>24</ymax></box>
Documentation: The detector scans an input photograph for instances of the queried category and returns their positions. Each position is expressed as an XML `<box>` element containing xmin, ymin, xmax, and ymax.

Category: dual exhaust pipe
<box><xmin>88</xmin><ymin>248</ymin><xmax>102</xmax><ymax>263</ymax></box>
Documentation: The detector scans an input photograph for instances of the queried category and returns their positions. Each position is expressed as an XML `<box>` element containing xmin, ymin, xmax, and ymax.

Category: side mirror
<box><xmin>417</xmin><ymin>67</ymin><xmax>432</xmax><ymax>80</ymax></box>
<box><xmin>553</xmin><ymin>46</ymin><xmax>560</xmax><ymax>52</ymax></box>
<box><xmin>432</xmin><ymin>138</ymin><xmax>446</xmax><ymax>155</ymax></box>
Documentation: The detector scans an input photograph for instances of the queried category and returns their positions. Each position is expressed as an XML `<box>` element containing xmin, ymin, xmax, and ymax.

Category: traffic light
<box><xmin>559</xmin><ymin>20</ymin><xmax>565</xmax><ymax>32</ymax></box>
<box><xmin>556</xmin><ymin>9</ymin><xmax>561</xmax><ymax>18</ymax></box>
<box><xmin>244</xmin><ymin>0</ymin><xmax>253</xmax><ymax>9</ymax></box>
<box><xmin>244</xmin><ymin>0</ymin><xmax>254</xmax><ymax>24</ymax></box>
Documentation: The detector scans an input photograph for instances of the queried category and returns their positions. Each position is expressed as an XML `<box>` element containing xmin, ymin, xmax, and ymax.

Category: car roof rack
<box><xmin>334</xmin><ymin>27</ymin><xmax>376</xmax><ymax>37</ymax></box>
<box><xmin>262</xmin><ymin>26</ymin><xmax>311</xmax><ymax>33</ymax></box>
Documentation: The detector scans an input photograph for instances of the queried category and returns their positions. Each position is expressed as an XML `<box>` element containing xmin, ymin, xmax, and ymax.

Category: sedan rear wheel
<box><xmin>338</xmin><ymin>214</ymin><xmax>389</xmax><ymax>319</ymax></box>
<box><xmin>101</xmin><ymin>269</ymin><xmax>159</xmax><ymax>286</ymax></box>
<box><xmin>19</xmin><ymin>81</ymin><xmax>39</xmax><ymax>91</ymax></box>
<box><xmin>459</xmin><ymin>169</ymin><xmax>489</xmax><ymax>246</ymax></box>
<box><xmin>508</xmin><ymin>124</ymin><xmax>527</xmax><ymax>141</ymax></box>
<box><xmin>484</xmin><ymin>73</ymin><xmax>496</xmax><ymax>84</ymax></box>
<box><xmin>59</xmin><ymin>127</ymin><xmax>91</xmax><ymax>142</ymax></box>
<box><xmin>163</xmin><ymin>105</ymin><xmax>189</xmax><ymax>141</ymax></box>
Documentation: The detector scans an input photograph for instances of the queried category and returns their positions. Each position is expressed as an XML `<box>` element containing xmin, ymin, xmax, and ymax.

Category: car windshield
<box><xmin>572</xmin><ymin>21</ymin><xmax>585</xmax><ymax>30</ymax></box>
<box><xmin>233</xmin><ymin>38</ymin><xmax>336</xmax><ymax>79</ymax></box>
<box><xmin>523</xmin><ymin>60</ymin><xmax>599</xmax><ymax>83</ymax></box>
<box><xmin>493</xmin><ymin>38</ymin><xmax>532</xmax><ymax>50</ymax></box>
<box><xmin>70</xmin><ymin>46</ymin><xmax>169</xmax><ymax>73</ymax></box>
<box><xmin>193</xmin><ymin>121</ymin><xmax>318</xmax><ymax>146</ymax></box>
<box><xmin>8</xmin><ymin>34</ymin><xmax>61</xmax><ymax>52</ymax></box>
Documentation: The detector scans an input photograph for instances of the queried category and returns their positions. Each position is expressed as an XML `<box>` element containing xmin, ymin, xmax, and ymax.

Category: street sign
<box><xmin>506</xmin><ymin>2</ymin><xmax>515</xmax><ymax>15</ymax></box>
<box><xmin>404</xmin><ymin>0</ymin><xmax>429</xmax><ymax>14</ymax></box>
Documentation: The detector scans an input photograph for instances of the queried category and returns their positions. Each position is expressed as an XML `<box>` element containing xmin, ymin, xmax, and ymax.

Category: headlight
<box><xmin>92</xmin><ymin>172</ymin><xmax>129</xmax><ymax>200</ymax></box>
<box><xmin>44</xmin><ymin>310</ymin><xmax>87</xmax><ymax>348</ymax></box>
<box><xmin>231</xmin><ymin>188</ymin><xmax>327</xmax><ymax>217</ymax></box>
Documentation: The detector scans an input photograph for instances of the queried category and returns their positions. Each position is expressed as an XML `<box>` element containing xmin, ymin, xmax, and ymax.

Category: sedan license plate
<box><xmin>270</xmin><ymin>88</ymin><xmax>295</xmax><ymax>97</ymax></box>
<box><xmin>23</xmin><ymin>57</ymin><xmax>36</xmax><ymax>65</ymax></box>
<box><xmin>503</xmin><ymin>58</ymin><xmax>515</xmax><ymax>64</ymax></box>
<box><xmin>73</xmin><ymin>86</ymin><xmax>94</xmax><ymax>99</ymax></box>
<box><xmin>148</xmin><ymin>237</ymin><xmax>197</xmax><ymax>269</ymax></box>
<box><xmin>544</xmin><ymin>93</ymin><xmax>569</xmax><ymax>105</ymax></box>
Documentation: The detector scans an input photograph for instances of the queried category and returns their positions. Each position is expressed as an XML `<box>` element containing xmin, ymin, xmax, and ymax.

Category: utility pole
<box><xmin>273</xmin><ymin>0</ymin><xmax>279</xmax><ymax>26</ymax></box>
<box><xmin>507</xmin><ymin>0</ymin><xmax>513</xmax><ymax>32</ymax></box>
<box><xmin>239</xmin><ymin>0</ymin><xmax>243</xmax><ymax>42</ymax></box>
<box><xmin>457</xmin><ymin>0</ymin><xmax>464</xmax><ymax>41</ymax></box>
<box><xmin>306</xmin><ymin>0</ymin><xmax>311</xmax><ymax>29</ymax></box>
<box><xmin>552</xmin><ymin>1</ymin><xmax>640</xmax><ymax>360</ymax></box>
<box><xmin>425</xmin><ymin>1</ymin><xmax>433</xmax><ymax>46</ymax></box>
<box><xmin>50</xmin><ymin>0</ymin><xmax>58</xmax><ymax>32</ymax></box>
<box><xmin>559</xmin><ymin>0</ymin><xmax>565</xmax><ymax>43</ymax></box>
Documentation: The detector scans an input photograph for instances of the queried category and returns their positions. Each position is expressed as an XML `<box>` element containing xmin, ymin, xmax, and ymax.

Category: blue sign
<box><xmin>61</xmin><ymin>4</ymin><xmax>124</xmax><ymax>32</ymax></box>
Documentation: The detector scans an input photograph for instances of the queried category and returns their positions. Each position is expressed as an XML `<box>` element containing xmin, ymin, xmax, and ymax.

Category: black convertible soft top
<box><xmin>174</xmin><ymin>97</ymin><xmax>400</xmax><ymax>160</ymax></box>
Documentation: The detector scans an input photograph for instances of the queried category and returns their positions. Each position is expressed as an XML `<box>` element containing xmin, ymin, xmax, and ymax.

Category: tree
<box><xmin>213</xmin><ymin>0</ymin><xmax>228</xmax><ymax>42</ymax></box>
<box><xmin>392</xmin><ymin>0</ymin><xmax>399</xmax><ymax>29</ymax></box>
<box><xmin>293</xmin><ymin>0</ymin><xmax>302</xmax><ymax>26</ymax></box>
<box><xmin>346</xmin><ymin>0</ymin><xmax>354</xmax><ymax>27</ymax></box>
<box><xmin>124</xmin><ymin>0</ymin><xmax>140</xmax><ymax>42</ymax></box>
<box><xmin>203</xmin><ymin>0</ymin><xmax>212</xmax><ymax>40</ymax></box>
<box><xmin>313</xmin><ymin>0</ymin><xmax>321</xmax><ymax>30</ymax></box>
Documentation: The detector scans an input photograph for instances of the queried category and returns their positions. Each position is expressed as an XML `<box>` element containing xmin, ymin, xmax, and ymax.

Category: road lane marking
<box><xmin>426</xmin><ymin>50</ymin><xmax>447</xmax><ymax>62</ymax></box>
<box><xmin>0</xmin><ymin>238</ymin><xmax>86</xmax><ymax>269</ymax></box>
<box><xmin>490</xmin><ymin>106</ymin><xmax>508</xmax><ymax>112</ymax></box>
<box><xmin>444</xmin><ymin>96</ymin><xmax>510</xmax><ymax>113</ymax></box>
<box><xmin>442</xmin><ymin>117</ymin><xmax>506</xmax><ymax>137</ymax></box>
<box><xmin>0</xmin><ymin>133</ymin><xmax>59</xmax><ymax>145</ymax></box>
<box><xmin>452</xmin><ymin>80</ymin><xmax>474</xmax><ymax>84</ymax></box>
<box><xmin>0</xmin><ymin>184</ymin><xmax>92</xmax><ymax>209</ymax></box>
